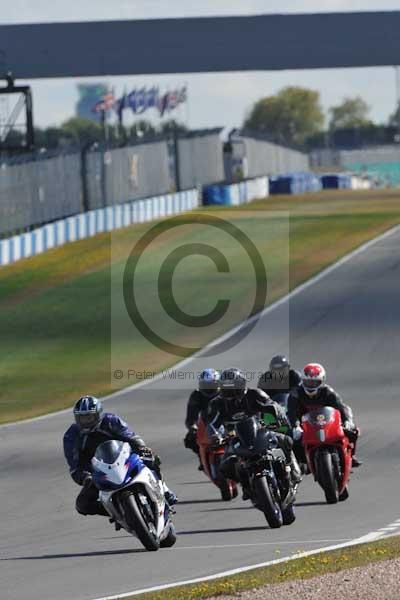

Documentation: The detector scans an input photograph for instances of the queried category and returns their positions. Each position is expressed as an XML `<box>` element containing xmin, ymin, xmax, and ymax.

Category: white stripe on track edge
<box><xmin>91</xmin><ymin>529</ymin><xmax>391</xmax><ymax>600</ymax></box>
<box><xmin>3</xmin><ymin>221</ymin><xmax>400</xmax><ymax>431</ymax></box>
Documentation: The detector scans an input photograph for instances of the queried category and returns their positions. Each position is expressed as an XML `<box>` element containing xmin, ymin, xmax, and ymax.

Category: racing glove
<box><xmin>137</xmin><ymin>446</ymin><xmax>154</xmax><ymax>460</ymax></box>
<box><xmin>292</xmin><ymin>425</ymin><xmax>303</xmax><ymax>442</ymax></box>
<box><xmin>184</xmin><ymin>426</ymin><xmax>198</xmax><ymax>450</ymax></box>
<box><xmin>343</xmin><ymin>420</ymin><xmax>355</xmax><ymax>431</ymax></box>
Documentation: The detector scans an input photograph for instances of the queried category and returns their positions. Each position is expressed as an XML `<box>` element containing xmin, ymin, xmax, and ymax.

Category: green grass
<box><xmin>1</xmin><ymin>188</ymin><xmax>400</xmax><ymax>423</ymax></box>
<box><xmin>127</xmin><ymin>535</ymin><xmax>400</xmax><ymax>600</ymax></box>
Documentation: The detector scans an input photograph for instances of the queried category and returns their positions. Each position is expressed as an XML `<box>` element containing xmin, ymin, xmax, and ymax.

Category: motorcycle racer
<box><xmin>287</xmin><ymin>363</ymin><xmax>362</xmax><ymax>467</ymax></box>
<box><xmin>63</xmin><ymin>396</ymin><xmax>178</xmax><ymax>517</ymax></box>
<box><xmin>207</xmin><ymin>368</ymin><xmax>301</xmax><ymax>496</ymax></box>
<box><xmin>184</xmin><ymin>369</ymin><xmax>221</xmax><ymax>465</ymax></box>
<box><xmin>258</xmin><ymin>355</ymin><xmax>301</xmax><ymax>399</ymax></box>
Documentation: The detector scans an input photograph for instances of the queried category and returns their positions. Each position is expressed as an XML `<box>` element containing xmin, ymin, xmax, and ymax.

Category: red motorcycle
<box><xmin>196</xmin><ymin>416</ymin><xmax>238</xmax><ymax>501</ymax></box>
<box><xmin>301</xmin><ymin>406</ymin><xmax>353</xmax><ymax>504</ymax></box>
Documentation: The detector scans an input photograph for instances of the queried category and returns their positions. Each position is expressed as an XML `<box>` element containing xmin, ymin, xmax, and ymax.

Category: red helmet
<box><xmin>301</xmin><ymin>363</ymin><xmax>326</xmax><ymax>396</ymax></box>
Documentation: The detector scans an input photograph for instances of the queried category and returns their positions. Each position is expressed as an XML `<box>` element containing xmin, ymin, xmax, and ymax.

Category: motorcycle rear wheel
<box><xmin>254</xmin><ymin>476</ymin><xmax>283</xmax><ymax>528</ymax></box>
<box><xmin>316</xmin><ymin>450</ymin><xmax>339</xmax><ymax>504</ymax></box>
<box><xmin>219</xmin><ymin>479</ymin><xmax>237</xmax><ymax>501</ymax></box>
<box><xmin>122</xmin><ymin>491</ymin><xmax>160</xmax><ymax>551</ymax></box>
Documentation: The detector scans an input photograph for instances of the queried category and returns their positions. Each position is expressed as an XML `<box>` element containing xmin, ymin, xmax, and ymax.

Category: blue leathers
<box><xmin>63</xmin><ymin>412</ymin><xmax>144</xmax><ymax>485</ymax></box>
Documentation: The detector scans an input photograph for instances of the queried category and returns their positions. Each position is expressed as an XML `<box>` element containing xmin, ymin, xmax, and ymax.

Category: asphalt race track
<box><xmin>1</xmin><ymin>227</ymin><xmax>400</xmax><ymax>600</ymax></box>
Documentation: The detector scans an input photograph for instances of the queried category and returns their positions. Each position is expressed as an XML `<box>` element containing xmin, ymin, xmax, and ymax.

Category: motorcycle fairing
<box><xmin>92</xmin><ymin>442</ymin><xmax>145</xmax><ymax>490</ymax></box>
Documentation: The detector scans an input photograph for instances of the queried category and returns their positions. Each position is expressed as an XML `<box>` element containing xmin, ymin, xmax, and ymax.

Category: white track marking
<box><xmin>173</xmin><ymin>538</ymin><xmax>352</xmax><ymax>551</ymax></box>
<box><xmin>90</xmin><ymin>527</ymin><xmax>396</xmax><ymax>600</ymax></box>
<box><xmin>2</xmin><ymin>222</ymin><xmax>400</xmax><ymax>431</ymax></box>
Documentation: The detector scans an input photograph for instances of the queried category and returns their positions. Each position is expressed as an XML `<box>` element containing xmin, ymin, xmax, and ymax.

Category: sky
<box><xmin>1</xmin><ymin>0</ymin><xmax>399</xmax><ymax>131</ymax></box>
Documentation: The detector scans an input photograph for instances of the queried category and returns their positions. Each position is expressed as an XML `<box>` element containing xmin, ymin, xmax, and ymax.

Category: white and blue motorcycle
<box><xmin>91</xmin><ymin>440</ymin><xmax>177</xmax><ymax>551</ymax></box>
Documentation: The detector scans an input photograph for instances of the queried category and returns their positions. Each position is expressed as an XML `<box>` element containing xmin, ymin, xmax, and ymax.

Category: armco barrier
<box><xmin>202</xmin><ymin>176</ymin><xmax>269</xmax><ymax>206</ymax></box>
<box><xmin>0</xmin><ymin>189</ymin><xmax>199</xmax><ymax>267</ymax></box>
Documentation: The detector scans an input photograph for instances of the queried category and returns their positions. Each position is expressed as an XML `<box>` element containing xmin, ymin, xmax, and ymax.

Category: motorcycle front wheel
<box><xmin>253</xmin><ymin>476</ymin><xmax>283</xmax><ymax>528</ymax></box>
<box><xmin>121</xmin><ymin>491</ymin><xmax>160</xmax><ymax>551</ymax></box>
<box><xmin>316</xmin><ymin>450</ymin><xmax>339</xmax><ymax>504</ymax></box>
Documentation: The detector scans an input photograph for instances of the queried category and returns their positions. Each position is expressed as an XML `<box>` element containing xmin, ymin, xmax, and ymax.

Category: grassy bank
<box><xmin>129</xmin><ymin>535</ymin><xmax>400</xmax><ymax>600</ymax></box>
<box><xmin>1</xmin><ymin>188</ymin><xmax>400</xmax><ymax>422</ymax></box>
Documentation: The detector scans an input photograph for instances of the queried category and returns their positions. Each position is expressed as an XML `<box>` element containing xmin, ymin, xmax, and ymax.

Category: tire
<box><xmin>232</xmin><ymin>482</ymin><xmax>239</xmax><ymax>499</ymax></box>
<box><xmin>253</xmin><ymin>476</ymin><xmax>283</xmax><ymax>528</ymax></box>
<box><xmin>339</xmin><ymin>486</ymin><xmax>349</xmax><ymax>502</ymax></box>
<box><xmin>160</xmin><ymin>523</ymin><xmax>177</xmax><ymax>548</ymax></box>
<box><xmin>316</xmin><ymin>450</ymin><xmax>339</xmax><ymax>504</ymax></box>
<box><xmin>282</xmin><ymin>504</ymin><xmax>296</xmax><ymax>525</ymax></box>
<box><xmin>219</xmin><ymin>479</ymin><xmax>235</xmax><ymax>501</ymax></box>
<box><xmin>122</xmin><ymin>491</ymin><xmax>160</xmax><ymax>551</ymax></box>
<box><xmin>213</xmin><ymin>454</ymin><xmax>236</xmax><ymax>502</ymax></box>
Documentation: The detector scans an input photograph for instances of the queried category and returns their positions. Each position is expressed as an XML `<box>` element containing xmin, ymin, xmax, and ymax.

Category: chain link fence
<box><xmin>0</xmin><ymin>130</ymin><xmax>311</xmax><ymax>239</ymax></box>
<box><xmin>0</xmin><ymin>151</ymin><xmax>83</xmax><ymax>236</ymax></box>
<box><xmin>85</xmin><ymin>139</ymin><xmax>173</xmax><ymax>210</ymax></box>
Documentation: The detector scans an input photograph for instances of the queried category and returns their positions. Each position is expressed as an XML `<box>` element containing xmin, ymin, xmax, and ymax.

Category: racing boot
<box><xmin>162</xmin><ymin>482</ymin><xmax>178</xmax><ymax>506</ymax></box>
<box><xmin>290</xmin><ymin>451</ymin><xmax>302</xmax><ymax>486</ymax></box>
<box><xmin>109</xmin><ymin>518</ymin><xmax>122</xmax><ymax>531</ymax></box>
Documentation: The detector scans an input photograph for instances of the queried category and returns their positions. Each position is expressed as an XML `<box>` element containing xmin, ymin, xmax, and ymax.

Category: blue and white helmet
<box><xmin>198</xmin><ymin>369</ymin><xmax>221</xmax><ymax>399</ymax></box>
<box><xmin>73</xmin><ymin>396</ymin><xmax>103</xmax><ymax>433</ymax></box>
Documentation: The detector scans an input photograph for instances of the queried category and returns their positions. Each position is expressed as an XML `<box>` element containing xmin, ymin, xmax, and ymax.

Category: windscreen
<box><xmin>94</xmin><ymin>440</ymin><xmax>124</xmax><ymax>464</ymax></box>
<box><xmin>235</xmin><ymin>416</ymin><xmax>258</xmax><ymax>448</ymax></box>
<box><xmin>306</xmin><ymin>406</ymin><xmax>336</xmax><ymax>426</ymax></box>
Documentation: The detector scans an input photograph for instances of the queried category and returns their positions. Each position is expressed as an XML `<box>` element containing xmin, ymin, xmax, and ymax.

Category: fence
<box><xmin>0</xmin><ymin>152</ymin><xmax>83</xmax><ymax>236</ymax></box>
<box><xmin>0</xmin><ymin>188</ymin><xmax>199</xmax><ymax>266</ymax></box>
<box><xmin>85</xmin><ymin>139</ymin><xmax>172</xmax><ymax>210</ymax></box>
<box><xmin>177</xmin><ymin>129</ymin><xmax>224</xmax><ymax>189</ymax></box>
<box><xmin>0</xmin><ymin>130</ymin><xmax>312</xmax><ymax>239</ymax></box>
<box><xmin>0</xmin><ymin>133</ymin><xmax>225</xmax><ymax>238</ymax></box>
<box><xmin>226</xmin><ymin>133</ymin><xmax>310</xmax><ymax>180</ymax></box>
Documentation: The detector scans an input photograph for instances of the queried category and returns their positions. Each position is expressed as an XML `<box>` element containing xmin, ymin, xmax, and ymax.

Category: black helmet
<box><xmin>198</xmin><ymin>368</ymin><xmax>221</xmax><ymax>399</ymax></box>
<box><xmin>269</xmin><ymin>355</ymin><xmax>290</xmax><ymax>372</ymax></box>
<box><xmin>73</xmin><ymin>395</ymin><xmax>103</xmax><ymax>433</ymax></box>
<box><xmin>220</xmin><ymin>368</ymin><xmax>247</xmax><ymax>401</ymax></box>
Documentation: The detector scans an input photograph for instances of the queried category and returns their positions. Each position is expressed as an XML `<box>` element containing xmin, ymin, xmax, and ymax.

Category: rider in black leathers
<box><xmin>184</xmin><ymin>369</ymin><xmax>220</xmax><ymax>464</ymax></box>
<box><xmin>207</xmin><ymin>368</ymin><xmax>301</xmax><ymax>496</ymax></box>
<box><xmin>258</xmin><ymin>355</ymin><xmax>301</xmax><ymax>399</ymax></box>
<box><xmin>287</xmin><ymin>363</ymin><xmax>361</xmax><ymax>467</ymax></box>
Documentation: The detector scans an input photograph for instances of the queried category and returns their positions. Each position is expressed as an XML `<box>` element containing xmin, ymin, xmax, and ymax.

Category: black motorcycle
<box><xmin>233</xmin><ymin>415</ymin><xmax>297</xmax><ymax>528</ymax></box>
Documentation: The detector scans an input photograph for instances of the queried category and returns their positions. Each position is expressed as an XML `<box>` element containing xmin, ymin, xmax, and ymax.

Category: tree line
<box><xmin>244</xmin><ymin>86</ymin><xmax>400</xmax><ymax>149</ymax></box>
<box><xmin>6</xmin><ymin>118</ymin><xmax>188</xmax><ymax>152</ymax></box>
